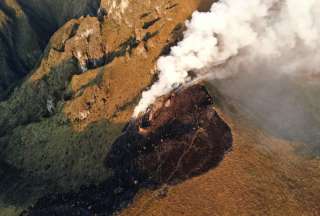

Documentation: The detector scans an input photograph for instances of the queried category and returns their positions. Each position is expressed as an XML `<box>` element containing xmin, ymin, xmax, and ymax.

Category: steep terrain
<box><xmin>0</xmin><ymin>0</ymin><xmax>320</xmax><ymax>216</ymax></box>
<box><xmin>22</xmin><ymin>84</ymin><xmax>233</xmax><ymax>215</ymax></box>
<box><xmin>0</xmin><ymin>0</ymin><xmax>215</xmax><ymax>215</ymax></box>
<box><xmin>119</xmin><ymin>89</ymin><xmax>320</xmax><ymax>216</ymax></box>
<box><xmin>0</xmin><ymin>0</ymin><xmax>99</xmax><ymax>100</ymax></box>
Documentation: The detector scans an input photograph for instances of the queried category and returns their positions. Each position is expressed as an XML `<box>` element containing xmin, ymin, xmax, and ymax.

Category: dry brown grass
<box><xmin>63</xmin><ymin>0</ymin><xmax>213</xmax><ymax>131</ymax></box>
<box><xmin>120</xmin><ymin>105</ymin><xmax>320</xmax><ymax>216</ymax></box>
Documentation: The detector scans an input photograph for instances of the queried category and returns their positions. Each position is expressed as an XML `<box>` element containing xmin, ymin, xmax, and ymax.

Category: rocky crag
<box><xmin>0</xmin><ymin>0</ymin><xmax>215</xmax><ymax>215</ymax></box>
<box><xmin>1</xmin><ymin>0</ymin><xmax>320</xmax><ymax>216</ymax></box>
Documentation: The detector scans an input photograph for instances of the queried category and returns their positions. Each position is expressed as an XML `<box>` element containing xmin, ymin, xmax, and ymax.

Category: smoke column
<box><xmin>133</xmin><ymin>0</ymin><xmax>320</xmax><ymax>117</ymax></box>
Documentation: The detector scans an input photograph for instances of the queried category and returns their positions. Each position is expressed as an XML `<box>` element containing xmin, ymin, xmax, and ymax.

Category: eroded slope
<box><xmin>0</xmin><ymin>0</ymin><xmax>213</xmax><ymax>215</ymax></box>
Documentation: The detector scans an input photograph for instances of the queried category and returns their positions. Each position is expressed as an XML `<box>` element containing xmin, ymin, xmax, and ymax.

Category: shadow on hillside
<box><xmin>0</xmin><ymin>119</ymin><xmax>124</xmax><ymax>215</ymax></box>
<box><xmin>21</xmin><ymin>85</ymin><xmax>233</xmax><ymax>216</ymax></box>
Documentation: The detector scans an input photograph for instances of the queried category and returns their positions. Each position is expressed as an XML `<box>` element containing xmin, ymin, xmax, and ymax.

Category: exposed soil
<box><xmin>23</xmin><ymin>84</ymin><xmax>233</xmax><ymax>215</ymax></box>
<box><xmin>106</xmin><ymin>84</ymin><xmax>233</xmax><ymax>184</ymax></box>
<box><xmin>0</xmin><ymin>1</ymin><xmax>213</xmax><ymax>214</ymax></box>
<box><xmin>2</xmin><ymin>1</ymin><xmax>320</xmax><ymax>216</ymax></box>
<box><xmin>119</xmin><ymin>86</ymin><xmax>320</xmax><ymax>216</ymax></box>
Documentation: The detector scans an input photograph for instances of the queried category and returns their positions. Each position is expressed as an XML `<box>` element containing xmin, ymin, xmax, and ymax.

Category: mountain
<box><xmin>0</xmin><ymin>0</ymin><xmax>319</xmax><ymax>215</ymax></box>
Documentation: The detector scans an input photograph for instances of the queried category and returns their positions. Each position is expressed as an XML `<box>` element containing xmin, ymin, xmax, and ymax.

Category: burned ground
<box><xmin>106</xmin><ymin>84</ymin><xmax>233</xmax><ymax>184</ymax></box>
<box><xmin>23</xmin><ymin>84</ymin><xmax>232</xmax><ymax>215</ymax></box>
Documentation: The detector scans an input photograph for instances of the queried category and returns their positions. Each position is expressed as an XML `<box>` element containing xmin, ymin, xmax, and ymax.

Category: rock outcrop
<box><xmin>0</xmin><ymin>0</ymin><xmax>214</xmax><ymax>214</ymax></box>
<box><xmin>0</xmin><ymin>0</ymin><xmax>100</xmax><ymax>100</ymax></box>
<box><xmin>1</xmin><ymin>1</ymin><xmax>320</xmax><ymax>216</ymax></box>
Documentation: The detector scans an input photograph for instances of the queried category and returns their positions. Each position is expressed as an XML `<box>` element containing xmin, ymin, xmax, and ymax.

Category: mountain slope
<box><xmin>120</xmin><ymin>95</ymin><xmax>320</xmax><ymax>216</ymax></box>
<box><xmin>0</xmin><ymin>0</ymin><xmax>214</xmax><ymax>215</ymax></box>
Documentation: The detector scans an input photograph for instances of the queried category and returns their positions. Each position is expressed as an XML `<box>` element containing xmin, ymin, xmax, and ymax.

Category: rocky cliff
<box><xmin>0</xmin><ymin>0</ymin><xmax>215</xmax><ymax>215</ymax></box>
<box><xmin>0</xmin><ymin>0</ymin><xmax>320</xmax><ymax>216</ymax></box>
<box><xmin>0</xmin><ymin>0</ymin><xmax>99</xmax><ymax>100</ymax></box>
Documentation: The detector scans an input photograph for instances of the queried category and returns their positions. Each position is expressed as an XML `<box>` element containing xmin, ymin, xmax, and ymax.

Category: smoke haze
<box><xmin>133</xmin><ymin>0</ymin><xmax>320</xmax><ymax>117</ymax></box>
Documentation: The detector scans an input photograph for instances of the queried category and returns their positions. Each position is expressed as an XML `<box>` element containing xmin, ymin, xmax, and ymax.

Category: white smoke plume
<box><xmin>133</xmin><ymin>0</ymin><xmax>320</xmax><ymax>117</ymax></box>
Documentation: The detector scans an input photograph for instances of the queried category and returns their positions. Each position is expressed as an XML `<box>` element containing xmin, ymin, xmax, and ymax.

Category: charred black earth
<box><xmin>23</xmin><ymin>85</ymin><xmax>232</xmax><ymax>216</ymax></box>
